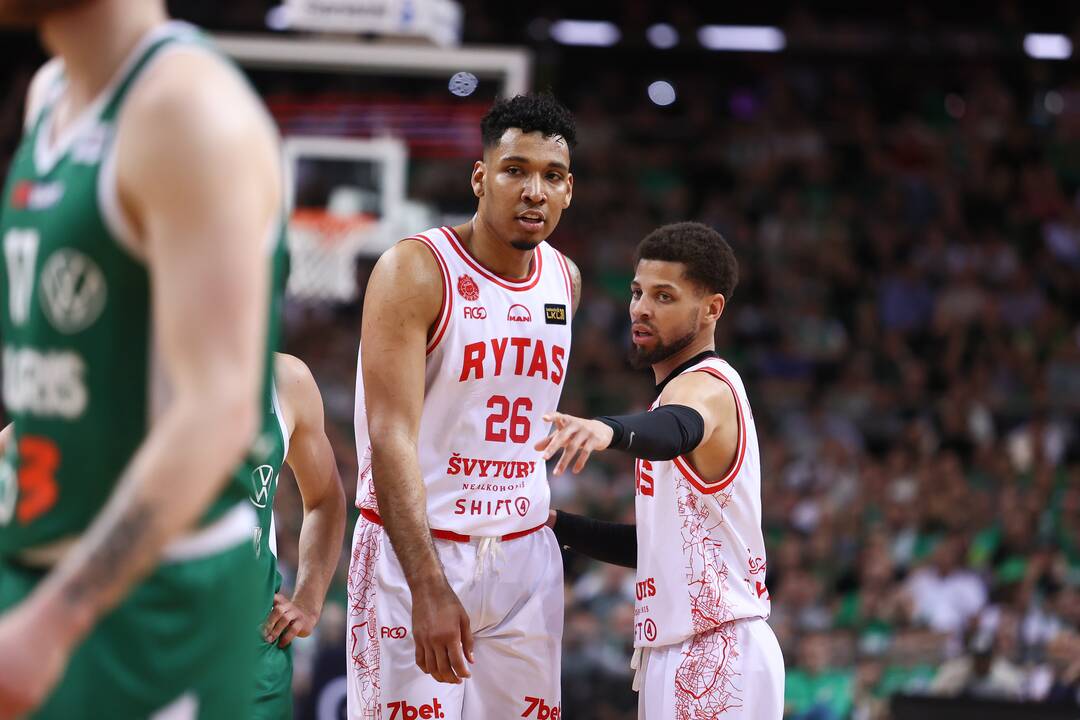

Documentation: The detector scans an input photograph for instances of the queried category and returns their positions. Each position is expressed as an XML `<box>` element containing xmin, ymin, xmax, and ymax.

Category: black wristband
<box><xmin>552</xmin><ymin>510</ymin><xmax>637</xmax><ymax>568</ymax></box>
<box><xmin>594</xmin><ymin>404</ymin><xmax>705</xmax><ymax>460</ymax></box>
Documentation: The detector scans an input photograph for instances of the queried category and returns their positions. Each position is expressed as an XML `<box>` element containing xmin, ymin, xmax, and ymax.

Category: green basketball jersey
<box><xmin>0</xmin><ymin>22</ymin><xmax>288</xmax><ymax>556</ymax></box>
<box><xmin>251</xmin><ymin>381</ymin><xmax>289</xmax><ymax>620</ymax></box>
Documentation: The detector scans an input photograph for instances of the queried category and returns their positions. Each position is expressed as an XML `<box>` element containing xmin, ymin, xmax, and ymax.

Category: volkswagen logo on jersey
<box><xmin>457</xmin><ymin>274</ymin><xmax>480</xmax><ymax>301</ymax></box>
<box><xmin>39</xmin><ymin>249</ymin><xmax>107</xmax><ymax>334</ymax></box>
<box><xmin>250</xmin><ymin>463</ymin><xmax>276</xmax><ymax>508</ymax></box>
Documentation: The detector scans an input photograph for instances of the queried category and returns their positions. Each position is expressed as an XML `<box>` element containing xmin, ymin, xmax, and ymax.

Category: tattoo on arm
<box><xmin>61</xmin><ymin>500</ymin><xmax>154</xmax><ymax>606</ymax></box>
<box><xmin>567</xmin><ymin>257</ymin><xmax>582</xmax><ymax>314</ymax></box>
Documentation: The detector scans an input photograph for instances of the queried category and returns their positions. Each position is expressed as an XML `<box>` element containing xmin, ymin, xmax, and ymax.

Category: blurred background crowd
<box><xmin>3</xmin><ymin>2</ymin><xmax>1080</xmax><ymax>718</ymax></box>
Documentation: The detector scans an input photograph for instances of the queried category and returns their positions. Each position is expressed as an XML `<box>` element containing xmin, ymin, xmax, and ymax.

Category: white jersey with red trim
<box><xmin>633</xmin><ymin>355</ymin><xmax>770</xmax><ymax>648</ymax></box>
<box><xmin>354</xmin><ymin>226</ymin><xmax>574</xmax><ymax>536</ymax></box>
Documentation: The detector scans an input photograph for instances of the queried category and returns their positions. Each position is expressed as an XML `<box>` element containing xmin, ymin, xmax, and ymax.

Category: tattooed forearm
<box><xmin>61</xmin><ymin>499</ymin><xmax>155</xmax><ymax>606</ymax></box>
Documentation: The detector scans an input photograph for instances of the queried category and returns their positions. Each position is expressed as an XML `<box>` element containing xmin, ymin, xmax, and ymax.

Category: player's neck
<box><xmin>455</xmin><ymin>216</ymin><xmax>536</xmax><ymax>280</ymax></box>
<box><xmin>40</xmin><ymin>0</ymin><xmax>166</xmax><ymax>116</ymax></box>
<box><xmin>651</xmin><ymin>338</ymin><xmax>717</xmax><ymax>385</ymax></box>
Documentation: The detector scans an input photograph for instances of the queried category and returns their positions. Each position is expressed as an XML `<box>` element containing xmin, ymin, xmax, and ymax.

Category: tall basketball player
<box><xmin>0</xmin><ymin>2</ymin><xmax>287</xmax><ymax>718</ymax></box>
<box><xmin>252</xmin><ymin>353</ymin><xmax>346</xmax><ymax>720</ymax></box>
<box><xmin>537</xmin><ymin>222</ymin><xmax>785</xmax><ymax>719</ymax></box>
<box><xmin>347</xmin><ymin>94</ymin><xmax>580</xmax><ymax>719</ymax></box>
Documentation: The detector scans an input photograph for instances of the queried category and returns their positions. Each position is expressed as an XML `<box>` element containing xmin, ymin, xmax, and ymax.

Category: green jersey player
<box><xmin>0</xmin><ymin>0</ymin><xmax>287</xmax><ymax>717</ymax></box>
<box><xmin>251</xmin><ymin>353</ymin><xmax>345</xmax><ymax>720</ymax></box>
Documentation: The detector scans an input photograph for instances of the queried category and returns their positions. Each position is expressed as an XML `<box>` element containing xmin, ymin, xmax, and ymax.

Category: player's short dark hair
<box><xmin>480</xmin><ymin>93</ymin><xmax>577</xmax><ymax>149</ymax></box>
<box><xmin>635</xmin><ymin>222</ymin><xmax>739</xmax><ymax>299</ymax></box>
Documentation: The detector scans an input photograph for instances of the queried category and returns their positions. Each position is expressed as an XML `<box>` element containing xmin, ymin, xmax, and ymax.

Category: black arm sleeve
<box><xmin>595</xmin><ymin>404</ymin><xmax>705</xmax><ymax>461</ymax></box>
<box><xmin>551</xmin><ymin>510</ymin><xmax>637</xmax><ymax>568</ymax></box>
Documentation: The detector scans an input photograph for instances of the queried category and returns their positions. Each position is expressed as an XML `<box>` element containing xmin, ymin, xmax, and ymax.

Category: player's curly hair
<box><xmin>635</xmin><ymin>222</ymin><xmax>739</xmax><ymax>299</ymax></box>
<box><xmin>480</xmin><ymin>92</ymin><xmax>577</xmax><ymax>149</ymax></box>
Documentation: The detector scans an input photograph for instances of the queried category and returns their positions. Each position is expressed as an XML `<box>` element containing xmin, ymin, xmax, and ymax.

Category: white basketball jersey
<box><xmin>633</xmin><ymin>354</ymin><xmax>770</xmax><ymax>648</ymax></box>
<box><xmin>354</xmin><ymin>226</ymin><xmax>574</xmax><ymax>536</ymax></box>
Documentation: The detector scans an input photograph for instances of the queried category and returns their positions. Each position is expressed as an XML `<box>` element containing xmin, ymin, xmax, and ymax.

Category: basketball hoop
<box><xmin>288</xmin><ymin>208</ymin><xmax>378</xmax><ymax>302</ymax></box>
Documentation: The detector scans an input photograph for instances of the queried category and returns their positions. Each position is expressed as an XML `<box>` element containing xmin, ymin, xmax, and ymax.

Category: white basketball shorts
<box><xmin>634</xmin><ymin>617</ymin><xmax>784</xmax><ymax>720</ymax></box>
<box><xmin>346</xmin><ymin>514</ymin><xmax>564</xmax><ymax>720</ymax></box>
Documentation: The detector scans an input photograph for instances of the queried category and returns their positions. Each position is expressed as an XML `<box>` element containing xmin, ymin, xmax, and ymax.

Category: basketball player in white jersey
<box><xmin>538</xmin><ymin>222</ymin><xmax>784</xmax><ymax>719</ymax></box>
<box><xmin>348</xmin><ymin>94</ymin><xmax>580</xmax><ymax>719</ymax></box>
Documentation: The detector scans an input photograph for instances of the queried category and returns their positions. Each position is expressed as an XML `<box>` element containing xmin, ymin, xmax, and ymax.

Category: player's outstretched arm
<box><xmin>536</xmin><ymin>373</ymin><xmax>725</xmax><ymax>475</ymax></box>
<box><xmin>263</xmin><ymin>353</ymin><xmax>346</xmax><ymax>649</ymax></box>
<box><xmin>362</xmin><ymin>240</ymin><xmax>475</xmax><ymax>684</ymax></box>
<box><xmin>0</xmin><ymin>50</ymin><xmax>281</xmax><ymax>716</ymax></box>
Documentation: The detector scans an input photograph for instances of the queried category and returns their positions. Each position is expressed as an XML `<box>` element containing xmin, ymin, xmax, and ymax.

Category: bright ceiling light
<box><xmin>698</xmin><ymin>25</ymin><xmax>785</xmax><ymax>52</ymax></box>
<box><xmin>647</xmin><ymin>23</ymin><xmax>679</xmax><ymax>49</ymax></box>
<box><xmin>550</xmin><ymin>20</ymin><xmax>621</xmax><ymax>47</ymax></box>
<box><xmin>648</xmin><ymin>80</ymin><xmax>677</xmax><ymax>106</ymax></box>
<box><xmin>1024</xmin><ymin>33</ymin><xmax>1072</xmax><ymax>60</ymax></box>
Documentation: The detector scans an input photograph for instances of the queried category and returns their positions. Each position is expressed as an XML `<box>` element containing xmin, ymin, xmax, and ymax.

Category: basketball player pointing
<box><xmin>0</xmin><ymin>1</ymin><xmax>286</xmax><ymax>718</ymax></box>
<box><xmin>348</xmin><ymin>94</ymin><xmax>579</xmax><ymax>720</ymax></box>
<box><xmin>538</xmin><ymin>223</ymin><xmax>785</xmax><ymax>719</ymax></box>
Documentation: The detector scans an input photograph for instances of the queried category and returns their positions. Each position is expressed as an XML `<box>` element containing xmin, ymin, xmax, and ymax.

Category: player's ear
<box><xmin>705</xmin><ymin>293</ymin><xmax>725</xmax><ymax>323</ymax></box>
<box><xmin>562</xmin><ymin>172</ymin><xmax>573</xmax><ymax>209</ymax></box>
<box><xmin>471</xmin><ymin>161</ymin><xmax>486</xmax><ymax>198</ymax></box>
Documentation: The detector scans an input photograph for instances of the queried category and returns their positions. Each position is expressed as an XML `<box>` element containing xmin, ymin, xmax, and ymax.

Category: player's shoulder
<box><xmin>273</xmin><ymin>353</ymin><xmax>323</xmax><ymax>421</ymax></box>
<box><xmin>274</xmin><ymin>352</ymin><xmax>315</xmax><ymax>388</ymax></box>
<box><xmin>23</xmin><ymin>58</ymin><xmax>63</xmax><ymax>129</ymax></box>
<box><xmin>660</xmin><ymin>360</ymin><xmax>738</xmax><ymax>408</ymax></box>
<box><xmin>120</xmin><ymin>43</ymin><xmax>272</xmax><ymax>148</ymax></box>
<box><xmin>561</xmin><ymin>252</ymin><xmax>582</xmax><ymax>309</ymax></box>
<box><xmin>372</xmin><ymin>234</ymin><xmax>446</xmax><ymax>294</ymax></box>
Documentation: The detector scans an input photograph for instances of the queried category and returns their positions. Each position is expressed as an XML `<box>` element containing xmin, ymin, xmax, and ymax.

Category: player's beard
<box><xmin>628</xmin><ymin>315</ymin><xmax>699</xmax><ymax>370</ymax></box>
<box><xmin>510</xmin><ymin>238</ymin><xmax>542</xmax><ymax>251</ymax></box>
<box><xmin>0</xmin><ymin>0</ymin><xmax>92</xmax><ymax>26</ymax></box>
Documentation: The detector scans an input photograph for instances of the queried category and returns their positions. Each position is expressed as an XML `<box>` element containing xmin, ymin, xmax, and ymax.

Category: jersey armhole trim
<box><xmin>404</xmin><ymin>235</ymin><xmax>452</xmax><ymax>355</ymax></box>
<box><xmin>97</xmin><ymin>43</ymin><xmax>234</xmax><ymax>264</ymax></box>
<box><xmin>554</xmin><ymin>249</ymin><xmax>574</xmax><ymax>319</ymax></box>
<box><xmin>672</xmin><ymin>366</ymin><xmax>745</xmax><ymax>494</ymax></box>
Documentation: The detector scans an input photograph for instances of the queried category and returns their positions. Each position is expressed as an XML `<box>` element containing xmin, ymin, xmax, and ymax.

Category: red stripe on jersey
<box><xmin>672</xmin><ymin>366</ymin><xmax>746</xmax><ymax>494</ymax></box>
<box><xmin>554</xmin><ymin>250</ymin><xmax>573</xmax><ymax>314</ymax></box>
<box><xmin>360</xmin><ymin>507</ymin><xmax>545</xmax><ymax>542</ymax></box>
<box><xmin>440</xmin><ymin>226</ymin><xmax>543</xmax><ymax>291</ymax></box>
<box><xmin>406</xmin><ymin>235</ymin><xmax>453</xmax><ymax>355</ymax></box>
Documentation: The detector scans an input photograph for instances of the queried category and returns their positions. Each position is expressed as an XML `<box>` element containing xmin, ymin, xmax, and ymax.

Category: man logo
<box><xmin>544</xmin><ymin>304</ymin><xmax>566</xmax><ymax>325</ymax></box>
<box><xmin>507</xmin><ymin>304</ymin><xmax>532</xmax><ymax>322</ymax></box>
<box><xmin>39</xmin><ymin>249</ymin><xmax>107</xmax><ymax>334</ymax></box>
<box><xmin>250</xmin><ymin>464</ymin><xmax>277</xmax><ymax>508</ymax></box>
